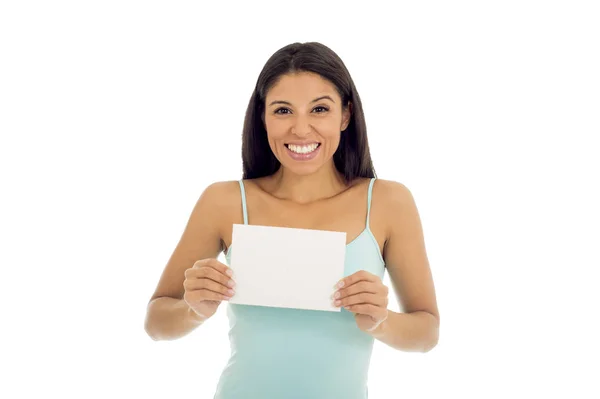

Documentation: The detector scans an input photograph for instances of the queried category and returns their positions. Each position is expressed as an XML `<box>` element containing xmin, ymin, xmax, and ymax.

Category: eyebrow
<box><xmin>268</xmin><ymin>95</ymin><xmax>335</xmax><ymax>107</ymax></box>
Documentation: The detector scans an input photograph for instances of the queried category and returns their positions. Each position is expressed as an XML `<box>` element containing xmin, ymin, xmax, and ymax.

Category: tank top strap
<box><xmin>366</xmin><ymin>177</ymin><xmax>376</xmax><ymax>228</ymax></box>
<box><xmin>238</xmin><ymin>180</ymin><xmax>248</xmax><ymax>225</ymax></box>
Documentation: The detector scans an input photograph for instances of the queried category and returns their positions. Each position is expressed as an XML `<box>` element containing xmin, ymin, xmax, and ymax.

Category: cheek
<box><xmin>320</xmin><ymin>122</ymin><xmax>342</xmax><ymax>142</ymax></box>
<box><xmin>325</xmin><ymin>136</ymin><xmax>341</xmax><ymax>153</ymax></box>
<box><xmin>265</xmin><ymin>120</ymin><xmax>288</xmax><ymax>141</ymax></box>
<box><xmin>317</xmin><ymin>118</ymin><xmax>343</xmax><ymax>138</ymax></box>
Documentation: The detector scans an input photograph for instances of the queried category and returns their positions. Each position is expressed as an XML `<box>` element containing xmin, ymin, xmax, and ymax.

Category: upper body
<box><xmin>146</xmin><ymin>42</ymin><xmax>439</xmax><ymax>399</ymax></box>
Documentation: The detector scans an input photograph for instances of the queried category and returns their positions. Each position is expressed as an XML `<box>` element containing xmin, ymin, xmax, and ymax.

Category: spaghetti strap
<box><xmin>238</xmin><ymin>180</ymin><xmax>248</xmax><ymax>225</ymax></box>
<box><xmin>366</xmin><ymin>177</ymin><xmax>376</xmax><ymax>229</ymax></box>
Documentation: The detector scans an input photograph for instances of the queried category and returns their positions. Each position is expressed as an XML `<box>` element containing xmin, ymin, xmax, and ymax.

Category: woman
<box><xmin>144</xmin><ymin>42</ymin><xmax>440</xmax><ymax>398</ymax></box>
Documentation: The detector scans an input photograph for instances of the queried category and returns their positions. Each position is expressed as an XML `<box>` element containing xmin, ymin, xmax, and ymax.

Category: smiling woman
<box><xmin>144</xmin><ymin>42</ymin><xmax>440</xmax><ymax>399</ymax></box>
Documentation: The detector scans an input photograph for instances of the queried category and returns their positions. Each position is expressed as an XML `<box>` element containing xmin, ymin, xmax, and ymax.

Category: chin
<box><xmin>279</xmin><ymin>161</ymin><xmax>323</xmax><ymax>176</ymax></box>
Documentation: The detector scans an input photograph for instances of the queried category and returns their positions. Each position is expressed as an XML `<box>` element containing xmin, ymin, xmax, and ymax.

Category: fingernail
<box><xmin>334</xmin><ymin>291</ymin><xmax>340</xmax><ymax>299</ymax></box>
<box><xmin>337</xmin><ymin>281</ymin><xmax>345</xmax><ymax>288</ymax></box>
<box><xmin>227</xmin><ymin>289</ymin><xmax>235</xmax><ymax>295</ymax></box>
<box><xmin>335</xmin><ymin>300</ymin><xmax>341</xmax><ymax>306</ymax></box>
<box><xmin>226</xmin><ymin>269</ymin><xmax>234</xmax><ymax>276</ymax></box>
<box><xmin>227</xmin><ymin>279</ymin><xmax>236</xmax><ymax>287</ymax></box>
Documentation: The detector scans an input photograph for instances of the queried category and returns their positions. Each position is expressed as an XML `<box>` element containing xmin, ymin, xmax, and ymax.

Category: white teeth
<box><xmin>288</xmin><ymin>143</ymin><xmax>318</xmax><ymax>154</ymax></box>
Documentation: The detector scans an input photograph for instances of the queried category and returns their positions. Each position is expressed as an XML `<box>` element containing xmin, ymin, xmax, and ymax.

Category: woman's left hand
<box><xmin>333</xmin><ymin>270</ymin><xmax>389</xmax><ymax>332</ymax></box>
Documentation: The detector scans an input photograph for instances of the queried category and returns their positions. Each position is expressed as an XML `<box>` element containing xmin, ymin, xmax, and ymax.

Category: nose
<box><xmin>291</xmin><ymin>114</ymin><xmax>312</xmax><ymax>137</ymax></box>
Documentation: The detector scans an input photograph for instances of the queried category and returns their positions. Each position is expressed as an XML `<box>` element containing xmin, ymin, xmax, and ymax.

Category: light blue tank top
<box><xmin>214</xmin><ymin>178</ymin><xmax>386</xmax><ymax>399</ymax></box>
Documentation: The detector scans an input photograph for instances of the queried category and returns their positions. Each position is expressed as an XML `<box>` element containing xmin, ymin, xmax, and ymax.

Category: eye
<box><xmin>313</xmin><ymin>106</ymin><xmax>329</xmax><ymax>113</ymax></box>
<box><xmin>274</xmin><ymin>108</ymin><xmax>290</xmax><ymax>115</ymax></box>
<box><xmin>273</xmin><ymin>106</ymin><xmax>329</xmax><ymax>115</ymax></box>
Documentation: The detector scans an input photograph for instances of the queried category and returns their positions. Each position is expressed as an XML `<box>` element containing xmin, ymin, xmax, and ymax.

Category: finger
<box><xmin>343</xmin><ymin>303</ymin><xmax>384</xmax><ymax>317</ymax></box>
<box><xmin>199</xmin><ymin>266</ymin><xmax>236</xmax><ymax>288</ymax></box>
<box><xmin>194</xmin><ymin>258</ymin><xmax>234</xmax><ymax>277</ymax></box>
<box><xmin>335</xmin><ymin>270</ymin><xmax>378</xmax><ymax>289</ymax></box>
<box><xmin>185</xmin><ymin>289</ymin><xmax>230</xmax><ymax>303</ymax></box>
<box><xmin>334</xmin><ymin>281</ymin><xmax>379</xmax><ymax>300</ymax></box>
<box><xmin>187</xmin><ymin>265</ymin><xmax>236</xmax><ymax>288</ymax></box>
<box><xmin>184</xmin><ymin>277</ymin><xmax>235</xmax><ymax>297</ymax></box>
<box><xmin>336</xmin><ymin>293</ymin><xmax>387</xmax><ymax>308</ymax></box>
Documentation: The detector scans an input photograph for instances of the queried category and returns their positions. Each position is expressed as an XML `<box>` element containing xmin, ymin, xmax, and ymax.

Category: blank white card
<box><xmin>228</xmin><ymin>224</ymin><xmax>346</xmax><ymax>312</ymax></box>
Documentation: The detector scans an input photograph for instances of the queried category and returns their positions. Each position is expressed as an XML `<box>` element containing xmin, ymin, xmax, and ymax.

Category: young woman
<box><xmin>145</xmin><ymin>41</ymin><xmax>440</xmax><ymax>399</ymax></box>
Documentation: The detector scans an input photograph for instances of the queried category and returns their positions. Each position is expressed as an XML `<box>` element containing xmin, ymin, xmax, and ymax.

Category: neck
<box><xmin>269</xmin><ymin>163</ymin><xmax>347</xmax><ymax>204</ymax></box>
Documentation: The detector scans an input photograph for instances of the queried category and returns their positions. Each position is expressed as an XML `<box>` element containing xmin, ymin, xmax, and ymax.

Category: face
<box><xmin>263</xmin><ymin>71</ymin><xmax>351</xmax><ymax>177</ymax></box>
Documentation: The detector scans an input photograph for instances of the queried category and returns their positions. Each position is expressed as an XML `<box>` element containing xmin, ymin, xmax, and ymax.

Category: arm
<box><xmin>145</xmin><ymin>296</ymin><xmax>206</xmax><ymax>341</ymax></box>
<box><xmin>368</xmin><ymin>180</ymin><xmax>440</xmax><ymax>352</ymax></box>
<box><xmin>144</xmin><ymin>181</ymin><xmax>235</xmax><ymax>341</ymax></box>
<box><xmin>368</xmin><ymin>310</ymin><xmax>439</xmax><ymax>352</ymax></box>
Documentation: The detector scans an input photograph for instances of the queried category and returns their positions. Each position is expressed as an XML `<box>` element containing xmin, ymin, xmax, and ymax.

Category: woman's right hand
<box><xmin>183</xmin><ymin>258</ymin><xmax>236</xmax><ymax>321</ymax></box>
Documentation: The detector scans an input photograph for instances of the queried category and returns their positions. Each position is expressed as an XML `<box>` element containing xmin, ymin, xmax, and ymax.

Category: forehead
<box><xmin>266</xmin><ymin>72</ymin><xmax>338</xmax><ymax>100</ymax></box>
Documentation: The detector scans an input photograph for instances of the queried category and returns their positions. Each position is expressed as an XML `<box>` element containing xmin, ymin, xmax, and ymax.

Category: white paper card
<box><xmin>228</xmin><ymin>224</ymin><xmax>346</xmax><ymax>312</ymax></box>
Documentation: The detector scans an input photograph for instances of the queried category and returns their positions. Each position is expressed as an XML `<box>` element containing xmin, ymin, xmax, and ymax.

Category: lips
<box><xmin>285</xmin><ymin>142</ymin><xmax>320</xmax><ymax>154</ymax></box>
<box><xmin>284</xmin><ymin>143</ymin><xmax>321</xmax><ymax>161</ymax></box>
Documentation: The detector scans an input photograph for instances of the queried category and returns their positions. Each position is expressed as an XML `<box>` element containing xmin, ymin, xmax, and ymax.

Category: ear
<box><xmin>341</xmin><ymin>101</ymin><xmax>352</xmax><ymax>132</ymax></box>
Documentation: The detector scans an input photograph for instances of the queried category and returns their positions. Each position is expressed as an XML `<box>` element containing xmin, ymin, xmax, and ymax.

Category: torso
<box><xmin>213</xmin><ymin>176</ymin><xmax>391</xmax><ymax>398</ymax></box>
<box><xmin>218</xmin><ymin>177</ymin><xmax>388</xmax><ymax>258</ymax></box>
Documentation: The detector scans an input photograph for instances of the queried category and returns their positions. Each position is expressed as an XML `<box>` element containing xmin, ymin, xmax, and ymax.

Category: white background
<box><xmin>1</xmin><ymin>1</ymin><xmax>599</xmax><ymax>398</ymax></box>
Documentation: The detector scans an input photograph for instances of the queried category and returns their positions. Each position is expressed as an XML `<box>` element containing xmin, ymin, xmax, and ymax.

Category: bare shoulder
<box><xmin>200</xmin><ymin>180</ymin><xmax>242</xmax><ymax>208</ymax></box>
<box><xmin>197</xmin><ymin>179</ymin><xmax>245</xmax><ymax>230</ymax></box>
<box><xmin>176</xmin><ymin>179</ymin><xmax>244</xmax><ymax>254</ymax></box>
<box><xmin>370</xmin><ymin>178</ymin><xmax>419</xmax><ymax>241</ymax></box>
<box><xmin>202</xmin><ymin>180</ymin><xmax>241</xmax><ymax>199</ymax></box>
<box><xmin>201</xmin><ymin>178</ymin><xmax>247</xmax><ymax>234</ymax></box>
<box><xmin>373</xmin><ymin>178</ymin><xmax>414</xmax><ymax>208</ymax></box>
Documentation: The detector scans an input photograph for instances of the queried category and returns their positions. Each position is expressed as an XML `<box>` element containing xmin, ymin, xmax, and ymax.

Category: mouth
<box><xmin>284</xmin><ymin>143</ymin><xmax>321</xmax><ymax>154</ymax></box>
<box><xmin>284</xmin><ymin>142</ymin><xmax>321</xmax><ymax>161</ymax></box>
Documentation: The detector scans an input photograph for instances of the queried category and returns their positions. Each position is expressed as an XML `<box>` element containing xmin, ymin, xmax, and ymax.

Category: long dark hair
<box><xmin>242</xmin><ymin>42</ymin><xmax>376</xmax><ymax>183</ymax></box>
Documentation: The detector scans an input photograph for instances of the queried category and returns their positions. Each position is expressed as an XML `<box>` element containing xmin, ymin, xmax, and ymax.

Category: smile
<box><xmin>284</xmin><ymin>142</ymin><xmax>321</xmax><ymax>161</ymax></box>
<box><xmin>285</xmin><ymin>143</ymin><xmax>320</xmax><ymax>154</ymax></box>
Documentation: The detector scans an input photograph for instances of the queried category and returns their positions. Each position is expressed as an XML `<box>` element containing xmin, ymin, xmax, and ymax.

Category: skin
<box><xmin>145</xmin><ymin>71</ymin><xmax>440</xmax><ymax>352</ymax></box>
